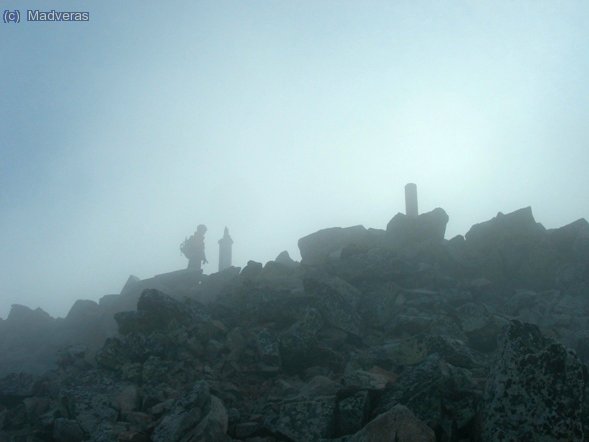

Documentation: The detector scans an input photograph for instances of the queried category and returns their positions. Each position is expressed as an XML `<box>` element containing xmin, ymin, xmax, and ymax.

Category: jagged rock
<box><xmin>268</xmin><ymin>396</ymin><xmax>336</xmax><ymax>441</ymax></box>
<box><xmin>279</xmin><ymin>308</ymin><xmax>324</xmax><ymax>373</ymax></box>
<box><xmin>304</xmin><ymin>274</ymin><xmax>362</xmax><ymax>336</ymax></box>
<box><xmin>346</xmin><ymin>405</ymin><xmax>435</xmax><ymax>442</ymax></box>
<box><xmin>113</xmin><ymin>385</ymin><xmax>139</xmax><ymax>415</ymax></box>
<box><xmin>547</xmin><ymin>218</ymin><xmax>589</xmax><ymax>258</ymax></box>
<box><xmin>64</xmin><ymin>300</ymin><xmax>100</xmax><ymax>326</ymax></box>
<box><xmin>120</xmin><ymin>275</ymin><xmax>142</xmax><ymax>296</ymax></box>
<box><xmin>6</xmin><ymin>304</ymin><xmax>53</xmax><ymax>326</ymax></box>
<box><xmin>195</xmin><ymin>266</ymin><xmax>241</xmax><ymax>304</ymax></box>
<box><xmin>456</xmin><ymin>303</ymin><xmax>507</xmax><ymax>352</ymax></box>
<box><xmin>343</xmin><ymin>369</ymin><xmax>393</xmax><ymax>390</ymax></box>
<box><xmin>0</xmin><ymin>373</ymin><xmax>40</xmax><ymax>406</ymax></box>
<box><xmin>275</xmin><ymin>251</ymin><xmax>298</xmax><ymax>268</ymax></box>
<box><xmin>57</xmin><ymin>344</ymin><xmax>90</xmax><ymax>370</ymax></box>
<box><xmin>53</xmin><ymin>418</ymin><xmax>85</xmax><ymax>442</ymax></box>
<box><xmin>96</xmin><ymin>330</ymin><xmax>176</xmax><ymax>372</ymax></box>
<box><xmin>465</xmin><ymin>207</ymin><xmax>545</xmax><ymax>246</ymax></box>
<box><xmin>114</xmin><ymin>289</ymin><xmax>192</xmax><ymax>335</ymax></box>
<box><xmin>298</xmin><ymin>225</ymin><xmax>384</xmax><ymax>265</ymax></box>
<box><xmin>295</xmin><ymin>376</ymin><xmax>339</xmax><ymax>399</ymax></box>
<box><xmin>374</xmin><ymin>354</ymin><xmax>481</xmax><ymax>440</ymax></box>
<box><xmin>253</xmin><ymin>328</ymin><xmax>281</xmax><ymax>369</ymax></box>
<box><xmin>386</xmin><ymin>208</ymin><xmax>449</xmax><ymax>247</ymax></box>
<box><xmin>152</xmin><ymin>381</ymin><xmax>229</xmax><ymax>442</ymax></box>
<box><xmin>335</xmin><ymin>390</ymin><xmax>370</xmax><ymax>436</ymax></box>
<box><xmin>216</xmin><ymin>282</ymin><xmax>310</xmax><ymax>329</ymax></box>
<box><xmin>96</xmin><ymin>337</ymin><xmax>128</xmax><ymax>370</ymax></box>
<box><xmin>327</xmin><ymin>247</ymin><xmax>414</xmax><ymax>286</ymax></box>
<box><xmin>480</xmin><ymin>320</ymin><xmax>586</xmax><ymax>441</ymax></box>
<box><xmin>240</xmin><ymin>260</ymin><xmax>263</xmax><ymax>279</ymax></box>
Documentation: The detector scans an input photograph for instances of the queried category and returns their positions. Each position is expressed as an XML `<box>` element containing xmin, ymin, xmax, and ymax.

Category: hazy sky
<box><xmin>1</xmin><ymin>1</ymin><xmax>588</xmax><ymax>319</ymax></box>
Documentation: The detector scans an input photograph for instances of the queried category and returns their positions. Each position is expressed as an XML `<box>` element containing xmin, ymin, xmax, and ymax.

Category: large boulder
<box><xmin>463</xmin><ymin>207</ymin><xmax>557</xmax><ymax>286</ymax></box>
<box><xmin>274</xmin><ymin>250</ymin><xmax>299</xmax><ymax>269</ymax></box>
<box><xmin>114</xmin><ymin>289</ymin><xmax>193</xmax><ymax>335</ymax></box>
<box><xmin>270</xmin><ymin>396</ymin><xmax>336</xmax><ymax>440</ymax></box>
<box><xmin>262</xmin><ymin>376</ymin><xmax>340</xmax><ymax>440</ymax></box>
<box><xmin>303</xmin><ymin>273</ymin><xmax>362</xmax><ymax>336</ymax></box>
<box><xmin>279</xmin><ymin>308</ymin><xmax>324</xmax><ymax>373</ymax></box>
<box><xmin>480</xmin><ymin>320</ymin><xmax>585</xmax><ymax>441</ymax></box>
<box><xmin>298</xmin><ymin>226</ymin><xmax>384</xmax><ymax>265</ymax></box>
<box><xmin>386</xmin><ymin>208</ymin><xmax>449</xmax><ymax>246</ymax></box>
<box><xmin>5</xmin><ymin>304</ymin><xmax>53</xmax><ymax>328</ymax></box>
<box><xmin>152</xmin><ymin>381</ymin><xmax>229</xmax><ymax>442</ymax></box>
<box><xmin>347</xmin><ymin>405</ymin><xmax>435</xmax><ymax>442</ymax></box>
<box><xmin>465</xmin><ymin>207</ymin><xmax>545</xmax><ymax>246</ymax></box>
<box><xmin>547</xmin><ymin>218</ymin><xmax>589</xmax><ymax>258</ymax></box>
<box><xmin>373</xmin><ymin>354</ymin><xmax>481</xmax><ymax>440</ymax></box>
<box><xmin>64</xmin><ymin>300</ymin><xmax>100</xmax><ymax>327</ymax></box>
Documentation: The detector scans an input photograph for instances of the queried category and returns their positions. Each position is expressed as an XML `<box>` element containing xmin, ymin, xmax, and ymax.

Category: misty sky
<box><xmin>1</xmin><ymin>1</ymin><xmax>588</xmax><ymax>319</ymax></box>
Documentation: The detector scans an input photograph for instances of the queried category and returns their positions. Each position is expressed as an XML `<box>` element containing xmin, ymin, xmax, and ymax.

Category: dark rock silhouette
<box><xmin>1</xmin><ymin>205</ymin><xmax>589</xmax><ymax>441</ymax></box>
<box><xmin>386</xmin><ymin>207</ymin><xmax>449</xmax><ymax>246</ymax></box>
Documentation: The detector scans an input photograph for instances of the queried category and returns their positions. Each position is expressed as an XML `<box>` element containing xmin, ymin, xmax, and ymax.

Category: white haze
<box><xmin>1</xmin><ymin>1</ymin><xmax>588</xmax><ymax>318</ymax></box>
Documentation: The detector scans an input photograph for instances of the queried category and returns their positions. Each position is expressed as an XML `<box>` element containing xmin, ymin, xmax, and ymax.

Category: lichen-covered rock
<box><xmin>0</xmin><ymin>373</ymin><xmax>40</xmax><ymax>405</ymax></box>
<box><xmin>304</xmin><ymin>274</ymin><xmax>362</xmax><ymax>336</ymax></box>
<box><xmin>335</xmin><ymin>390</ymin><xmax>370</xmax><ymax>436</ymax></box>
<box><xmin>346</xmin><ymin>405</ymin><xmax>435</xmax><ymax>442</ymax></box>
<box><xmin>253</xmin><ymin>328</ymin><xmax>281</xmax><ymax>369</ymax></box>
<box><xmin>269</xmin><ymin>396</ymin><xmax>336</xmax><ymax>441</ymax></box>
<box><xmin>374</xmin><ymin>354</ymin><xmax>481</xmax><ymax>440</ymax></box>
<box><xmin>152</xmin><ymin>381</ymin><xmax>229</xmax><ymax>442</ymax></box>
<box><xmin>115</xmin><ymin>289</ymin><xmax>192</xmax><ymax>335</ymax></box>
<box><xmin>480</xmin><ymin>320</ymin><xmax>586</xmax><ymax>441</ymax></box>
<box><xmin>53</xmin><ymin>418</ymin><xmax>85</xmax><ymax>442</ymax></box>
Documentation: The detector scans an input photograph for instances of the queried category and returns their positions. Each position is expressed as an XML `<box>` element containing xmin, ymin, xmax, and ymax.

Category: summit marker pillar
<box><xmin>218</xmin><ymin>227</ymin><xmax>233</xmax><ymax>272</ymax></box>
<box><xmin>405</xmin><ymin>183</ymin><xmax>418</xmax><ymax>217</ymax></box>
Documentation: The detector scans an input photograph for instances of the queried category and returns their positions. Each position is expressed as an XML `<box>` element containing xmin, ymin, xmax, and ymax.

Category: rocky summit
<box><xmin>1</xmin><ymin>206</ymin><xmax>589</xmax><ymax>441</ymax></box>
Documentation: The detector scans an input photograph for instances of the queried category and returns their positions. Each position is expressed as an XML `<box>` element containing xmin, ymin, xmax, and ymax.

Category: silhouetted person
<box><xmin>180</xmin><ymin>224</ymin><xmax>208</xmax><ymax>272</ymax></box>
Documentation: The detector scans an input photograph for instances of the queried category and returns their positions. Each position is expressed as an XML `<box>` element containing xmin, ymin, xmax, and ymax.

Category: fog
<box><xmin>1</xmin><ymin>1</ymin><xmax>588</xmax><ymax>319</ymax></box>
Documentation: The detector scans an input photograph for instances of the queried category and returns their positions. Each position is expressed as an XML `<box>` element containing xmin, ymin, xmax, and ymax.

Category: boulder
<box><xmin>0</xmin><ymin>373</ymin><xmax>40</xmax><ymax>406</ymax></box>
<box><xmin>298</xmin><ymin>226</ymin><xmax>384</xmax><ymax>265</ymax></box>
<box><xmin>253</xmin><ymin>328</ymin><xmax>281</xmax><ymax>370</ymax></box>
<box><xmin>240</xmin><ymin>260</ymin><xmax>263</xmax><ymax>279</ymax></box>
<box><xmin>53</xmin><ymin>418</ymin><xmax>85</xmax><ymax>442</ymax></box>
<box><xmin>269</xmin><ymin>396</ymin><xmax>336</xmax><ymax>441</ymax></box>
<box><xmin>152</xmin><ymin>381</ymin><xmax>229</xmax><ymax>442</ymax></box>
<box><xmin>465</xmin><ymin>207</ymin><xmax>545</xmax><ymax>246</ymax></box>
<box><xmin>275</xmin><ymin>251</ymin><xmax>298</xmax><ymax>268</ymax></box>
<box><xmin>335</xmin><ymin>390</ymin><xmax>370</xmax><ymax>436</ymax></box>
<box><xmin>120</xmin><ymin>275</ymin><xmax>141</xmax><ymax>296</ymax></box>
<box><xmin>374</xmin><ymin>354</ymin><xmax>481</xmax><ymax>439</ymax></box>
<box><xmin>6</xmin><ymin>304</ymin><xmax>53</xmax><ymax>327</ymax></box>
<box><xmin>547</xmin><ymin>218</ymin><xmax>589</xmax><ymax>257</ymax></box>
<box><xmin>64</xmin><ymin>300</ymin><xmax>100</xmax><ymax>327</ymax></box>
<box><xmin>114</xmin><ymin>289</ymin><xmax>192</xmax><ymax>335</ymax></box>
<box><xmin>480</xmin><ymin>320</ymin><xmax>585</xmax><ymax>441</ymax></box>
<box><xmin>194</xmin><ymin>266</ymin><xmax>241</xmax><ymax>304</ymax></box>
<box><xmin>463</xmin><ymin>207</ymin><xmax>556</xmax><ymax>286</ymax></box>
<box><xmin>347</xmin><ymin>405</ymin><xmax>435</xmax><ymax>442</ymax></box>
<box><xmin>303</xmin><ymin>273</ymin><xmax>362</xmax><ymax>336</ymax></box>
<box><xmin>279</xmin><ymin>308</ymin><xmax>324</xmax><ymax>373</ymax></box>
<box><xmin>386</xmin><ymin>208</ymin><xmax>449</xmax><ymax>246</ymax></box>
